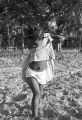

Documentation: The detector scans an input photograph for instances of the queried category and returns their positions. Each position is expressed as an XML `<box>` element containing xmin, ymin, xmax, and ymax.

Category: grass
<box><xmin>0</xmin><ymin>49</ymin><xmax>82</xmax><ymax>120</ymax></box>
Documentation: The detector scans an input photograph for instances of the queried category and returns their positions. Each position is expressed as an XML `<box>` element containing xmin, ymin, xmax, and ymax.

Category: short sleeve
<box><xmin>44</xmin><ymin>33</ymin><xmax>53</xmax><ymax>42</ymax></box>
<box><xmin>48</xmin><ymin>33</ymin><xmax>53</xmax><ymax>42</ymax></box>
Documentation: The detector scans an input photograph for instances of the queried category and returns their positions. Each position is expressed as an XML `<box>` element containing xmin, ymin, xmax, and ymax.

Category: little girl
<box><xmin>22</xmin><ymin>26</ymin><xmax>55</xmax><ymax>120</ymax></box>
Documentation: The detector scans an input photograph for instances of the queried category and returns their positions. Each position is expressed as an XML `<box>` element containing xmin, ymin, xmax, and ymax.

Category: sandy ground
<box><xmin>0</xmin><ymin>49</ymin><xmax>82</xmax><ymax>120</ymax></box>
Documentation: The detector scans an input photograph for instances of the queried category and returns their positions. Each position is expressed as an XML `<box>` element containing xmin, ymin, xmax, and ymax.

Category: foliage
<box><xmin>0</xmin><ymin>0</ymin><xmax>82</xmax><ymax>49</ymax></box>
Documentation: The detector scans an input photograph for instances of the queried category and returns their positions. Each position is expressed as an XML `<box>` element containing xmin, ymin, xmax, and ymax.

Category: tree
<box><xmin>0</xmin><ymin>0</ymin><xmax>81</xmax><ymax>49</ymax></box>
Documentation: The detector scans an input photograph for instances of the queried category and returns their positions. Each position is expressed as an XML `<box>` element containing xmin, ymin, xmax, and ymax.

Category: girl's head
<box><xmin>27</xmin><ymin>26</ymin><xmax>44</xmax><ymax>49</ymax></box>
<box><xmin>33</xmin><ymin>26</ymin><xmax>44</xmax><ymax>41</ymax></box>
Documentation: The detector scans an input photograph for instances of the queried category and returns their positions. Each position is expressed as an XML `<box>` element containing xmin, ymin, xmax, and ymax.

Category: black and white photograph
<box><xmin>0</xmin><ymin>0</ymin><xmax>82</xmax><ymax>120</ymax></box>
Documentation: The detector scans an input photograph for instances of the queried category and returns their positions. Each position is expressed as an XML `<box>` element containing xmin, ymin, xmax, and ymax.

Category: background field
<box><xmin>0</xmin><ymin>49</ymin><xmax>82</xmax><ymax>120</ymax></box>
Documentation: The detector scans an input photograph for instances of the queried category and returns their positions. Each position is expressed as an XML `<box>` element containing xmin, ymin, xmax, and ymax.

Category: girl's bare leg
<box><xmin>25</xmin><ymin>77</ymin><xmax>43</xmax><ymax>118</ymax></box>
<box><xmin>39</xmin><ymin>84</ymin><xmax>43</xmax><ymax>102</ymax></box>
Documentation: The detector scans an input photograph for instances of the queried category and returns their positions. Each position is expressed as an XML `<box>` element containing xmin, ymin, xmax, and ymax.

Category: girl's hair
<box><xmin>27</xmin><ymin>26</ymin><xmax>44</xmax><ymax>49</ymax></box>
<box><xmin>33</xmin><ymin>26</ymin><xmax>44</xmax><ymax>40</ymax></box>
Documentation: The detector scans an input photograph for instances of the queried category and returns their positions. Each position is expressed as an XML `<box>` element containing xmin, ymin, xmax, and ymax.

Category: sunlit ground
<box><xmin>0</xmin><ymin>49</ymin><xmax>82</xmax><ymax>120</ymax></box>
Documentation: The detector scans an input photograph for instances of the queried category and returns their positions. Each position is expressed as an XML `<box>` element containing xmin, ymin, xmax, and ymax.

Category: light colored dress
<box><xmin>22</xmin><ymin>33</ymin><xmax>55</xmax><ymax>84</ymax></box>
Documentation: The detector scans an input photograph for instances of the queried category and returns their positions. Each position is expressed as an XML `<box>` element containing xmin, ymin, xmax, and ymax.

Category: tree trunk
<box><xmin>79</xmin><ymin>33</ymin><xmax>82</xmax><ymax>52</ymax></box>
<box><xmin>21</xmin><ymin>38</ymin><xmax>24</xmax><ymax>53</ymax></box>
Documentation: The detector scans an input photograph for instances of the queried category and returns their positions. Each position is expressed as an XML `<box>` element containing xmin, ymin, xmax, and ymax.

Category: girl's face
<box><xmin>29</xmin><ymin>38</ymin><xmax>43</xmax><ymax>49</ymax></box>
<box><xmin>34</xmin><ymin>39</ymin><xmax>44</xmax><ymax>47</ymax></box>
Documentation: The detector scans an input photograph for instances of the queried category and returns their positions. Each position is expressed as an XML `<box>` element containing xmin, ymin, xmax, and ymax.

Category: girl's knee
<box><xmin>25</xmin><ymin>77</ymin><xmax>41</xmax><ymax>97</ymax></box>
<box><xmin>34</xmin><ymin>90</ymin><xmax>41</xmax><ymax>97</ymax></box>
